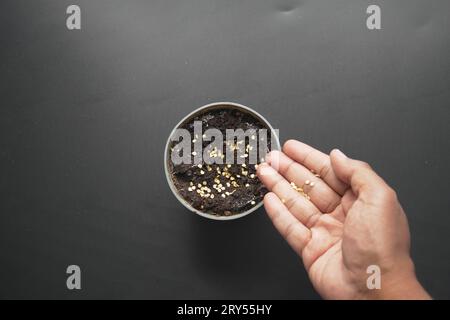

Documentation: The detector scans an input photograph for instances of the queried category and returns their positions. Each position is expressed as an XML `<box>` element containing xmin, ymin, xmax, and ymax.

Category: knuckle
<box><xmin>304</xmin><ymin>212</ymin><xmax>321</xmax><ymax>229</ymax></box>
<box><xmin>380</xmin><ymin>186</ymin><xmax>398</xmax><ymax>204</ymax></box>
<box><xmin>284</xmin><ymin>160</ymin><xmax>297</xmax><ymax>175</ymax></box>
<box><xmin>272</xmin><ymin>178</ymin><xmax>285</xmax><ymax>192</ymax></box>
<box><xmin>318</xmin><ymin>162</ymin><xmax>332</xmax><ymax>179</ymax></box>
<box><xmin>284</xmin><ymin>221</ymin><xmax>299</xmax><ymax>239</ymax></box>
<box><xmin>356</xmin><ymin>160</ymin><xmax>371</xmax><ymax>170</ymax></box>
<box><xmin>386</xmin><ymin>187</ymin><xmax>398</xmax><ymax>201</ymax></box>
<box><xmin>285</xmin><ymin>196</ymin><xmax>301</xmax><ymax>211</ymax></box>
<box><xmin>324</xmin><ymin>197</ymin><xmax>340</xmax><ymax>213</ymax></box>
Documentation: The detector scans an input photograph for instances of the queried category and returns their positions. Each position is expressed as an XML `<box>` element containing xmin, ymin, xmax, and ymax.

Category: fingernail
<box><xmin>334</xmin><ymin>149</ymin><xmax>347</xmax><ymax>159</ymax></box>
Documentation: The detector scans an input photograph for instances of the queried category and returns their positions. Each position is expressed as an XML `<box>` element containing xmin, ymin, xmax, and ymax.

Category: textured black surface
<box><xmin>1</xmin><ymin>0</ymin><xmax>449</xmax><ymax>299</ymax></box>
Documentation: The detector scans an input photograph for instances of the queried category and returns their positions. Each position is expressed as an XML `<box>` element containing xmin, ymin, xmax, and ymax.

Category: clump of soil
<box><xmin>168</xmin><ymin>108</ymin><xmax>273</xmax><ymax>216</ymax></box>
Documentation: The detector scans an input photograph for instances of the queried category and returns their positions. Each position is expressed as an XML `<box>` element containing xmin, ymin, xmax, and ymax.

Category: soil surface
<box><xmin>168</xmin><ymin>107</ymin><xmax>273</xmax><ymax>216</ymax></box>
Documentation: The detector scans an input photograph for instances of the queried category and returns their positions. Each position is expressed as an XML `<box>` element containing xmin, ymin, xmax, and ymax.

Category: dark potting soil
<box><xmin>168</xmin><ymin>108</ymin><xmax>273</xmax><ymax>216</ymax></box>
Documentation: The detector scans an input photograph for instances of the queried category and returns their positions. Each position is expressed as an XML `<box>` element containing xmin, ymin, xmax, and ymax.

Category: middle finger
<box><xmin>266</xmin><ymin>151</ymin><xmax>341</xmax><ymax>213</ymax></box>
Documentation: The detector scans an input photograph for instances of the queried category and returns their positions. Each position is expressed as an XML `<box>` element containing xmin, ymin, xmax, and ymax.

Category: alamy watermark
<box><xmin>366</xmin><ymin>264</ymin><xmax>381</xmax><ymax>290</ymax></box>
<box><xmin>66</xmin><ymin>265</ymin><xmax>81</xmax><ymax>290</ymax></box>
<box><xmin>169</xmin><ymin>121</ymin><xmax>279</xmax><ymax>170</ymax></box>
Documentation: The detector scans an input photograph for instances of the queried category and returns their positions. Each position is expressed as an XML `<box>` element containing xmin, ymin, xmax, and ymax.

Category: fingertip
<box><xmin>330</xmin><ymin>148</ymin><xmax>347</xmax><ymax>161</ymax></box>
<box><xmin>330</xmin><ymin>149</ymin><xmax>352</xmax><ymax>184</ymax></box>
<box><xmin>282</xmin><ymin>139</ymin><xmax>299</xmax><ymax>152</ymax></box>
<box><xmin>265</xmin><ymin>150</ymin><xmax>281</xmax><ymax>165</ymax></box>
<box><xmin>264</xmin><ymin>191</ymin><xmax>276</xmax><ymax>203</ymax></box>
<box><xmin>256</xmin><ymin>162</ymin><xmax>269</xmax><ymax>175</ymax></box>
<box><xmin>263</xmin><ymin>192</ymin><xmax>282</xmax><ymax>211</ymax></box>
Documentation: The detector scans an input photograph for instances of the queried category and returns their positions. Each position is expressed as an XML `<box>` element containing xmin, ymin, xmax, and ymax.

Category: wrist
<box><xmin>361</xmin><ymin>259</ymin><xmax>431</xmax><ymax>300</ymax></box>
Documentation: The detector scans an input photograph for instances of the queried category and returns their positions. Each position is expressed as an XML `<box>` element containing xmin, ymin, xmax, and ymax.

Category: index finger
<box><xmin>263</xmin><ymin>192</ymin><xmax>311</xmax><ymax>255</ymax></box>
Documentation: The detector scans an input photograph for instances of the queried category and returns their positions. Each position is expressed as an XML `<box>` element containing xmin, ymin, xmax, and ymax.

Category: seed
<box><xmin>192</xmin><ymin>151</ymin><xmax>197</xmax><ymax>156</ymax></box>
<box><xmin>227</xmin><ymin>164</ymin><xmax>231</xmax><ymax>168</ymax></box>
<box><xmin>188</xmin><ymin>187</ymin><xmax>192</xmax><ymax>191</ymax></box>
<box><xmin>197</xmin><ymin>164</ymin><xmax>202</xmax><ymax>168</ymax></box>
<box><xmin>305</xmin><ymin>180</ymin><xmax>310</xmax><ymax>185</ymax></box>
<box><xmin>221</xmin><ymin>194</ymin><xmax>226</xmax><ymax>198</ymax></box>
<box><xmin>192</xmin><ymin>139</ymin><xmax>197</xmax><ymax>143</ymax></box>
<box><xmin>210</xmin><ymin>194</ymin><xmax>214</xmax><ymax>199</ymax></box>
<box><xmin>251</xmin><ymin>135</ymin><xmax>255</xmax><ymax>140</ymax></box>
<box><xmin>197</xmin><ymin>184</ymin><xmax>202</xmax><ymax>188</ymax></box>
<box><xmin>245</xmin><ymin>183</ymin><xmax>250</xmax><ymax>187</ymax></box>
<box><xmin>251</xmin><ymin>201</ymin><xmax>256</xmax><ymax>205</ymax></box>
<box><xmin>310</xmin><ymin>182</ymin><xmax>315</xmax><ymax>187</ymax></box>
<box><xmin>200</xmin><ymin>170</ymin><xmax>205</xmax><ymax>175</ymax></box>
<box><xmin>202</xmin><ymin>181</ymin><xmax>207</xmax><ymax>185</ymax></box>
<box><xmin>250</xmin><ymin>174</ymin><xmax>255</xmax><ymax>179</ymax></box>
<box><xmin>254</xmin><ymin>164</ymin><xmax>258</xmax><ymax>169</ymax></box>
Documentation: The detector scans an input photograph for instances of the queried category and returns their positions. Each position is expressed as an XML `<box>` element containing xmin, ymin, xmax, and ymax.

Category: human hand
<box><xmin>257</xmin><ymin>140</ymin><xmax>430</xmax><ymax>300</ymax></box>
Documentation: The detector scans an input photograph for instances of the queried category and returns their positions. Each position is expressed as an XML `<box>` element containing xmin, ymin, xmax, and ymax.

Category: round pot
<box><xmin>164</xmin><ymin>101</ymin><xmax>281</xmax><ymax>220</ymax></box>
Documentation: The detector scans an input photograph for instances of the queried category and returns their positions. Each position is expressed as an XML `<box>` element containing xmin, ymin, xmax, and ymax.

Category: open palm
<box><xmin>257</xmin><ymin>140</ymin><xmax>426</xmax><ymax>300</ymax></box>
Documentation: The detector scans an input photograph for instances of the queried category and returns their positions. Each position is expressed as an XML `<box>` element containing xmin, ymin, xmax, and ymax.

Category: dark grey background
<box><xmin>1</xmin><ymin>0</ymin><xmax>449</xmax><ymax>299</ymax></box>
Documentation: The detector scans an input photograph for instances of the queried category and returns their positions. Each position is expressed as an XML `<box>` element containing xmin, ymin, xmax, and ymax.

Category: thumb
<box><xmin>330</xmin><ymin>149</ymin><xmax>390</xmax><ymax>199</ymax></box>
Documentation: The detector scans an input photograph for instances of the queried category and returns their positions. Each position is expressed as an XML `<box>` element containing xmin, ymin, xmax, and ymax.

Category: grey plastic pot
<box><xmin>164</xmin><ymin>102</ymin><xmax>281</xmax><ymax>220</ymax></box>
